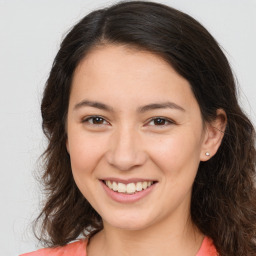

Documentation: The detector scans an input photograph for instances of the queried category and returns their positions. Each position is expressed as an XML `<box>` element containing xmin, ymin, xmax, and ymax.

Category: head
<box><xmin>38</xmin><ymin>1</ymin><xmax>256</xmax><ymax>255</ymax></box>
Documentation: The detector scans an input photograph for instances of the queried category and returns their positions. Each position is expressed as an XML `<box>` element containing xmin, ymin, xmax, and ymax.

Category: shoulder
<box><xmin>19</xmin><ymin>239</ymin><xmax>88</xmax><ymax>256</ymax></box>
<box><xmin>197</xmin><ymin>237</ymin><xmax>218</xmax><ymax>256</ymax></box>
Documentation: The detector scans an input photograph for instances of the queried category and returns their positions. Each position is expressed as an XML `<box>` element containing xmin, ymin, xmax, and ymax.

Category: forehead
<box><xmin>70</xmin><ymin>44</ymin><xmax>198</xmax><ymax>112</ymax></box>
<box><xmin>74</xmin><ymin>44</ymin><xmax>173</xmax><ymax>78</ymax></box>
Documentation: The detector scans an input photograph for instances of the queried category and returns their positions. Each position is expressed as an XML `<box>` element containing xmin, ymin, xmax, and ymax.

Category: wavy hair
<box><xmin>35</xmin><ymin>1</ymin><xmax>256</xmax><ymax>255</ymax></box>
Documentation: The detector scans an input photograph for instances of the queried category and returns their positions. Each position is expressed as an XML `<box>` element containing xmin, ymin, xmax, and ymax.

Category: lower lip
<box><xmin>101</xmin><ymin>181</ymin><xmax>156</xmax><ymax>203</ymax></box>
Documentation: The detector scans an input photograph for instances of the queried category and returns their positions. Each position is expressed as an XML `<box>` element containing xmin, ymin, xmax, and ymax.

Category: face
<box><xmin>66</xmin><ymin>44</ymin><xmax>208</xmax><ymax>231</ymax></box>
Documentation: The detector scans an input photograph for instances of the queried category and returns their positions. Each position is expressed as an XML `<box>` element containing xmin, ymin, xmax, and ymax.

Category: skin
<box><xmin>66</xmin><ymin>44</ymin><xmax>226</xmax><ymax>256</ymax></box>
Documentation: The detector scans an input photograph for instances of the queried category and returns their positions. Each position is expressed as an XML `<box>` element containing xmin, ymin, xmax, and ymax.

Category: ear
<box><xmin>200</xmin><ymin>109</ymin><xmax>227</xmax><ymax>161</ymax></box>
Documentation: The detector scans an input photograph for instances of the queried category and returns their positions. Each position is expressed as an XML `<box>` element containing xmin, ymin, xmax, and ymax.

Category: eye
<box><xmin>147</xmin><ymin>117</ymin><xmax>174</xmax><ymax>126</ymax></box>
<box><xmin>82</xmin><ymin>116</ymin><xmax>109</xmax><ymax>126</ymax></box>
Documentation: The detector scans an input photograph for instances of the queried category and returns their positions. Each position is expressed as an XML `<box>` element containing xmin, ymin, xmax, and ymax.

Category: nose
<box><xmin>105</xmin><ymin>125</ymin><xmax>147</xmax><ymax>171</ymax></box>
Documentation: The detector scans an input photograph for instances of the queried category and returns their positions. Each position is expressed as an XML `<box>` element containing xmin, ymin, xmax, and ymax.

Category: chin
<box><xmin>102</xmin><ymin>211</ymin><xmax>155</xmax><ymax>231</ymax></box>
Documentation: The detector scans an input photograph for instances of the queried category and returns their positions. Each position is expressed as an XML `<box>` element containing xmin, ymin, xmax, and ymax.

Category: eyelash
<box><xmin>147</xmin><ymin>117</ymin><xmax>175</xmax><ymax>127</ymax></box>
<box><xmin>82</xmin><ymin>116</ymin><xmax>109</xmax><ymax>126</ymax></box>
<box><xmin>82</xmin><ymin>115</ymin><xmax>175</xmax><ymax>127</ymax></box>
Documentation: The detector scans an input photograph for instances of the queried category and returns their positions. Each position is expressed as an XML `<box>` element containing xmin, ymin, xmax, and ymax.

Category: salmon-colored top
<box><xmin>20</xmin><ymin>240</ymin><xmax>87</xmax><ymax>256</ymax></box>
<box><xmin>197</xmin><ymin>237</ymin><xmax>218</xmax><ymax>256</ymax></box>
<box><xmin>20</xmin><ymin>236</ymin><xmax>217</xmax><ymax>256</ymax></box>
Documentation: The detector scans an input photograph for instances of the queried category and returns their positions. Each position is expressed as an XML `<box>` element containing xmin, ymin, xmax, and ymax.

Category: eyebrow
<box><xmin>73</xmin><ymin>100</ymin><xmax>185</xmax><ymax>113</ymax></box>
<box><xmin>74</xmin><ymin>100</ymin><xmax>114</xmax><ymax>112</ymax></box>
<box><xmin>138</xmin><ymin>102</ymin><xmax>185</xmax><ymax>113</ymax></box>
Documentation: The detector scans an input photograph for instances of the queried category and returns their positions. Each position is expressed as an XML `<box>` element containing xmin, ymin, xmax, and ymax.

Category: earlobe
<box><xmin>200</xmin><ymin>109</ymin><xmax>227</xmax><ymax>161</ymax></box>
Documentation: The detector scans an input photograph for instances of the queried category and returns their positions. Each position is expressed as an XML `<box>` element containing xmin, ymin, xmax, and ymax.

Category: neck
<box><xmin>87</xmin><ymin>215</ymin><xmax>204</xmax><ymax>256</ymax></box>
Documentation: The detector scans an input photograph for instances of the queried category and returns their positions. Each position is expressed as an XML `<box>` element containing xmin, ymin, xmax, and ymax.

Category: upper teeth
<box><xmin>105</xmin><ymin>180</ymin><xmax>154</xmax><ymax>194</ymax></box>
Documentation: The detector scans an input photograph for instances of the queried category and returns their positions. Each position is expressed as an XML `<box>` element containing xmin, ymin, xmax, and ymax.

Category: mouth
<box><xmin>102</xmin><ymin>180</ymin><xmax>157</xmax><ymax>194</ymax></box>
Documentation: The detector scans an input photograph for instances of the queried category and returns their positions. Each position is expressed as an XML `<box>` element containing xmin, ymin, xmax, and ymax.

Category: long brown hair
<box><xmin>35</xmin><ymin>1</ymin><xmax>256</xmax><ymax>255</ymax></box>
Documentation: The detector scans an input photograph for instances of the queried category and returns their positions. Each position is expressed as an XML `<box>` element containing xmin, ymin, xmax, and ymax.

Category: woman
<box><xmin>21</xmin><ymin>1</ymin><xmax>256</xmax><ymax>255</ymax></box>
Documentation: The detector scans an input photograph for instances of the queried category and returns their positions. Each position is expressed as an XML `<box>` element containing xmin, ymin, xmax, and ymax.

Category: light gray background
<box><xmin>0</xmin><ymin>0</ymin><xmax>255</xmax><ymax>255</ymax></box>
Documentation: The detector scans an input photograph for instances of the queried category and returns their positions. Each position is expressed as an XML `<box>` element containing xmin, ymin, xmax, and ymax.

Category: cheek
<box><xmin>147</xmin><ymin>131</ymin><xmax>202</xmax><ymax>177</ymax></box>
<box><xmin>68</xmin><ymin>131</ymin><xmax>106</xmax><ymax>179</ymax></box>
<box><xmin>67</xmin><ymin>132</ymin><xmax>108</xmax><ymax>205</ymax></box>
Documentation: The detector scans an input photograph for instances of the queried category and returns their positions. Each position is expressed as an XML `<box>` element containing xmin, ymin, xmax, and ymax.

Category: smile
<box><xmin>103</xmin><ymin>180</ymin><xmax>154</xmax><ymax>194</ymax></box>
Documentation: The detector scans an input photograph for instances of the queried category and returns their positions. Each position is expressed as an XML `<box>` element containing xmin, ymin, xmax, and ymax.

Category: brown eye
<box><xmin>153</xmin><ymin>118</ymin><xmax>166</xmax><ymax>125</ymax></box>
<box><xmin>147</xmin><ymin>117</ymin><xmax>174</xmax><ymax>127</ymax></box>
<box><xmin>82</xmin><ymin>116</ymin><xmax>109</xmax><ymax>125</ymax></box>
<box><xmin>91</xmin><ymin>117</ymin><xmax>104</xmax><ymax>124</ymax></box>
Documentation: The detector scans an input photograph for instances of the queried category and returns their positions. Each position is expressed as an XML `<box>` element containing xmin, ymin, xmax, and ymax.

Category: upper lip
<box><xmin>101</xmin><ymin>177</ymin><xmax>157</xmax><ymax>184</ymax></box>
